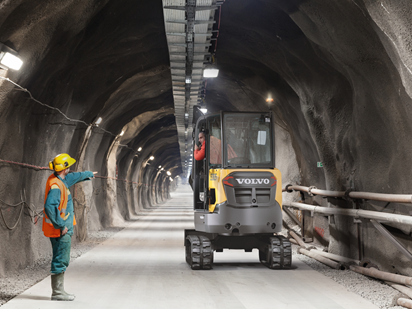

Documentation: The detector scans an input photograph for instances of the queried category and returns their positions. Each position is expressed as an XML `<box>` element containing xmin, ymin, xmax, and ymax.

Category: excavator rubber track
<box><xmin>185</xmin><ymin>235</ymin><xmax>213</xmax><ymax>270</ymax></box>
<box><xmin>259</xmin><ymin>235</ymin><xmax>292</xmax><ymax>269</ymax></box>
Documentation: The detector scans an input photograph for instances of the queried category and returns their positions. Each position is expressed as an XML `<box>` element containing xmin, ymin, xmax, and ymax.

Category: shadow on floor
<box><xmin>13</xmin><ymin>293</ymin><xmax>50</xmax><ymax>301</ymax></box>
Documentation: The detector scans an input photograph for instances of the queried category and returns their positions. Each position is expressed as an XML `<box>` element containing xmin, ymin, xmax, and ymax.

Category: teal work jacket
<box><xmin>44</xmin><ymin>171</ymin><xmax>94</xmax><ymax>236</ymax></box>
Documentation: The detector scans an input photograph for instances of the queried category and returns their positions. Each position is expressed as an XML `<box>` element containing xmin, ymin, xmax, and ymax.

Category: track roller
<box><xmin>185</xmin><ymin>235</ymin><xmax>214</xmax><ymax>270</ymax></box>
<box><xmin>259</xmin><ymin>235</ymin><xmax>292</xmax><ymax>269</ymax></box>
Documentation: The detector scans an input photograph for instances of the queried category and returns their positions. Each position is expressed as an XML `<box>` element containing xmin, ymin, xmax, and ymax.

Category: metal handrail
<box><xmin>285</xmin><ymin>201</ymin><xmax>412</xmax><ymax>226</ymax></box>
<box><xmin>289</xmin><ymin>230</ymin><xmax>412</xmax><ymax>287</ymax></box>
<box><xmin>283</xmin><ymin>185</ymin><xmax>412</xmax><ymax>203</ymax></box>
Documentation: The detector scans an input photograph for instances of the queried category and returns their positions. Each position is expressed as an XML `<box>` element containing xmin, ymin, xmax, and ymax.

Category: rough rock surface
<box><xmin>0</xmin><ymin>0</ymin><xmax>411</xmax><ymax>291</ymax></box>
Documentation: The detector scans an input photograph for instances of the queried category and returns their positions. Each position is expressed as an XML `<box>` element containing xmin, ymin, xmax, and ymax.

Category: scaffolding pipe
<box><xmin>396</xmin><ymin>297</ymin><xmax>412</xmax><ymax>308</ymax></box>
<box><xmin>370</xmin><ymin>220</ymin><xmax>412</xmax><ymax>261</ymax></box>
<box><xmin>298</xmin><ymin>248</ymin><xmax>345</xmax><ymax>270</ymax></box>
<box><xmin>397</xmin><ymin>298</ymin><xmax>412</xmax><ymax>309</ymax></box>
<box><xmin>288</xmin><ymin>230</ymin><xmax>360</xmax><ymax>265</ymax></box>
<box><xmin>283</xmin><ymin>207</ymin><xmax>302</xmax><ymax>228</ymax></box>
<box><xmin>288</xmin><ymin>230</ymin><xmax>308</xmax><ymax>249</ymax></box>
<box><xmin>289</xmin><ymin>238</ymin><xmax>298</xmax><ymax>245</ymax></box>
<box><xmin>285</xmin><ymin>185</ymin><xmax>412</xmax><ymax>203</ymax></box>
<box><xmin>288</xmin><ymin>185</ymin><xmax>345</xmax><ymax>198</ymax></box>
<box><xmin>386</xmin><ymin>281</ymin><xmax>412</xmax><ymax>299</ymax></box>
<box><xmin>312</xmin><ymin>248</ymin><xmax>360</xmax><ymax>265</ymax></box>
<box><xmin>350</xmin><ymin>265</ymin><xmax>412</xmax><ymax>286</ymax></box>
<box><xmin>286</xmin><ymin>202</ymin><xmax>412</xmax><ymax>226</ymax></box>
<box><xmin>350</xmin><ymin>192</ymin><xmax>412</xmax><ymax>204</ymax></box>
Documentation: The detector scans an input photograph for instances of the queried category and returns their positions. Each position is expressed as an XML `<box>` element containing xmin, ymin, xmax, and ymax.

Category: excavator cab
<box><xmin>185</xmin><ymin>106</ymin><xmax>291</xmax><ymax>270</ymax></box>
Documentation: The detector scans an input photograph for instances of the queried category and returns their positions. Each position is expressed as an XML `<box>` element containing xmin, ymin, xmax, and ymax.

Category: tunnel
<box><xmin>1</xmin><ymin>0</ymin><xmax>412</xmax><ymax>308</ymax></box>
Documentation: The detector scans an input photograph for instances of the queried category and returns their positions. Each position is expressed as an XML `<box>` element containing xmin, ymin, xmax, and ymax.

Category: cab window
<box><xmin>208</xmin><ymin>115</ymin><xmax>222</xmax><ymax>168</ymax></box>
<box><xmin>223</xmin><ymin>113</ymin><xmax>272</xmax><ymax>167</ymax></box>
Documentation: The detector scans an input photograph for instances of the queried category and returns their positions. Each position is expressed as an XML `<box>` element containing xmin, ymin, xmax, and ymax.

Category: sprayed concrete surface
<box><xmin>2</xmin><ymin>185</ymin><xmax>379</xmax><ymax>309</ymax></box>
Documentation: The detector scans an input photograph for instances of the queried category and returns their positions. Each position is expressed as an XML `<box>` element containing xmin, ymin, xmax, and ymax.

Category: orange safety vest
<box><xmin>42</xmin><ymin>174</ymin><xmax>76</xmax><ymax>238</ymax></box>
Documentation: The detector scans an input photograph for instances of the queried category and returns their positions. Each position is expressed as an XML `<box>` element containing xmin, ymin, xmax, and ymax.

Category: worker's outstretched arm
<box><xmin>65</xmin><ymin>171</ymin><xmax>95</xmax><ymax>187</ymax></box>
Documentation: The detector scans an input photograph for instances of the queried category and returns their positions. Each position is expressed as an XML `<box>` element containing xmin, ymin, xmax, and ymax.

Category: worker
<box><xmin>194</xmin><ymin>132</ymin><xmax>206</xmax><ymax>161</ymax></box>
<box><xmin>194</xmin><ymin>131</ymin><xmax>237</xmax><ymax>163</ymax></box>
<box><xmin>43</xmin><ymin>153</ymin><xmax>97</xmax><ymax>301</ymax></box>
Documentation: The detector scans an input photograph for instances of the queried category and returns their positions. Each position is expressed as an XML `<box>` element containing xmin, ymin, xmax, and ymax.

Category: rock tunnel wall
<box><xmin>0</xmin><ymin>0</ymin><xmax>180</xmax><ymax>276</ymax></box>
<box><xmin>205</xmin><ymin>0</ymin><xmax>412</xmax><ymax>274</ymax></box>
<box><xmin>0</xmin><ymin>0</ymin><xmax>412</xmax><ymax>277</ymax></box>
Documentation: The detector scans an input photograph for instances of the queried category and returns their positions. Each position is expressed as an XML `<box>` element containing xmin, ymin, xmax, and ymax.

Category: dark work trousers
<box><xmin>49</xmin><ymin>234</ymin><xmax>72</xmax><ymax>274</ymax></box>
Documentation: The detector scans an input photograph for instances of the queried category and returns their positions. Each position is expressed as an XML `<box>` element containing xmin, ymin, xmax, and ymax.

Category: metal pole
<box><xmin>298</xmin><ymin>248</ymin><xmax>344</xmax><ymax>270</ymax></box>
<box><xmin>356</xmin><ymin>199</ymin><xmax>363</xmax><ymax>261</ymax></box>
<box><xmin>285</xmin><ymin>202</ymin><xmax>412</xmax><ymax>226</ymax></box>
<box><xmin>397</xmin><ymin>298</ymin><xmax>412</xmax><ymax>309</ymax></box>
<box><xmin>370</xmin><ymin>220</ymin><xmax>412</xmax><ymax>261</ymax></box>
<box><xmin>386</xmin><ymin>281</ymin><xmax>412</xmax><ymax>299</ymax></box>
<box><xmin>311</xmin><ymin>248</ymin><xmax>360</xmax><ymax>265</ymax></box>
<box><xmin>285</xmin><ymin>185</ymin><xmax>412</xmax><ymax>204</ymax></box>
<box><xmin>288</xmin><ymin>230</ymin><xmax>308</xmax><ymax>249</ymax></box>
<box><xmin>288</xmin><ymin>185</ymin><xmax>345</xmax><ymax>198</ymax></box>
<box><xmin>289</xmin><ymin>238</ymin><xmax>298</xmax><ymax>245</ymax></box>
<box><xmin>350</xmin><ymin>265</ymin><xmax>412</xmax><ymax>286</ymax></box>
<box><xmin>283</xmin><ymin>207</ymin><xmax>302</xmax><ymax>228</ymax></box>
<box><xmin>349</xmin><ymin>192</ymin><xmax>412</xmax><ymax>204</ymax></box>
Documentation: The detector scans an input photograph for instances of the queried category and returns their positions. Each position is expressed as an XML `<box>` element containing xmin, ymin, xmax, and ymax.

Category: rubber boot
<box><xmin>51</xmin><ymin>273</ymin><xmax>75</xmax><ymax>301</ymax></box>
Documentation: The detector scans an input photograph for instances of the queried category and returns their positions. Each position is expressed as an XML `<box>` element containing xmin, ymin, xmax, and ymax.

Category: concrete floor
<box><xmin>2</xmin><ymin>185</ymin><xmax>379</xmax><ymax>309</ymax></box>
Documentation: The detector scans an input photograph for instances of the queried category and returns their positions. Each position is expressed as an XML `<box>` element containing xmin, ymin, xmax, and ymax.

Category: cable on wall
<box><xmin>0</xmin><ymin>190</ymin><xmax>44</xmax><ymax>230</ymax></box>
<box><xmin>0</xmin><ymin>76</ymin><xmax>125</xmax><ymax>139</ymax></box>
<box><xmin>0</xmin><ymin>76</ymin><xmax>150</xmax><ymax>164</ymax></box>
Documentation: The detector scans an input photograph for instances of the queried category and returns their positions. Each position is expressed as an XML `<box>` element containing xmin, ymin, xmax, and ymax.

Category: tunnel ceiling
<box><xmin>162</xmin><ymin>0</ymin><xmax>219</xmax><ymax>175</ymax></box>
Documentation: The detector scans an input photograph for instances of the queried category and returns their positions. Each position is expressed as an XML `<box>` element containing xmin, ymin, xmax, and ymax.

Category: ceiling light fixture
<box><xmin>167</xmin><ymin>171</ymin><xmax>171</xmax><ymax>176</ymax></box>
<box><xmin>203</xmin><ymin>68</ymin><xmax>219</xmax><ymax>78</ymax></box>
<box><xmin>0</xmin><ymin>44</ymin><xmax>23</xmax><ymax>71</ymax></box>
<box><xmin>95</xmin><ymin>117</ymin><xmax>103</xmax><ymax>126</ymax></box>
<box><xmin>138</xmin><ymin>147</ymin><xmax>142</xmax><ymax>152</ymax></box>
<box><xmin>149</xmin><ymin>156</ymin><xmax>154</xmax><ymax>160</ymax></box>
<box><xmin>0</xmin><ymin>52</ymin><xmax>23</xmax><ymax>71</ymax></box>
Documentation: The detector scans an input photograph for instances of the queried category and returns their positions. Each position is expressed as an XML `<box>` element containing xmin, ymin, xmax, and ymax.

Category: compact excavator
<box><xmin>185</xmin><ymin>106</ymin><xmax>291</xmax><ymax>269</ymax></box>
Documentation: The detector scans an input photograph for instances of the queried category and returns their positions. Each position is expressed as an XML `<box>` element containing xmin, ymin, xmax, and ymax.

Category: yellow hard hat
<box><xmin>49</xmin><ymin>153</ymin><xmax>76</xmax><ymax>172</ymax></box>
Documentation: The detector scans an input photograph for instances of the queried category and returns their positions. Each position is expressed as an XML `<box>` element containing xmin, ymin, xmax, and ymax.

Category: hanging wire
<box><xmin>0</xmin><ymin>77</ymin><xmax>90</xmax><ymax>126</ymax></box>
<box><xmin>0</xmin><ymin>199</ymin><xmax>25</xmax><ymax>230</ymax></box>
<box><xmin>0</xmin><ymin>76</ymin><xmax>120</xmax><ymax>138</ymax></box>
<box><xmin>0</xmin><ymin>77</ymin><xmax>167</xmax><ymax>229</ymax></box>
<box><xmin>0</xmin><ymin>198</ymin><xmax>43</xmax><ymax>230</ymax></box>
<box><xmin>0</xmin><ymin>158</ymin><xmax>152</xmax><ymax>187</ymax></box>
<box><xmin>0</xmin><ymin>180</ymin><xmax>153</xmax><ymax>230</ymax></box>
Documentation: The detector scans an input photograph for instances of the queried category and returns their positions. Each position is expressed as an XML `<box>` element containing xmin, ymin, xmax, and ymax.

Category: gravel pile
<box><xmin>0</xmin><ymin>227</ymin><xmax>123</xmax><ymax>306</ymax></box>
<box><xmin>293</xmin><ymin>245</ymin><xmax>406</xmax><ymax>309</ymax></box>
